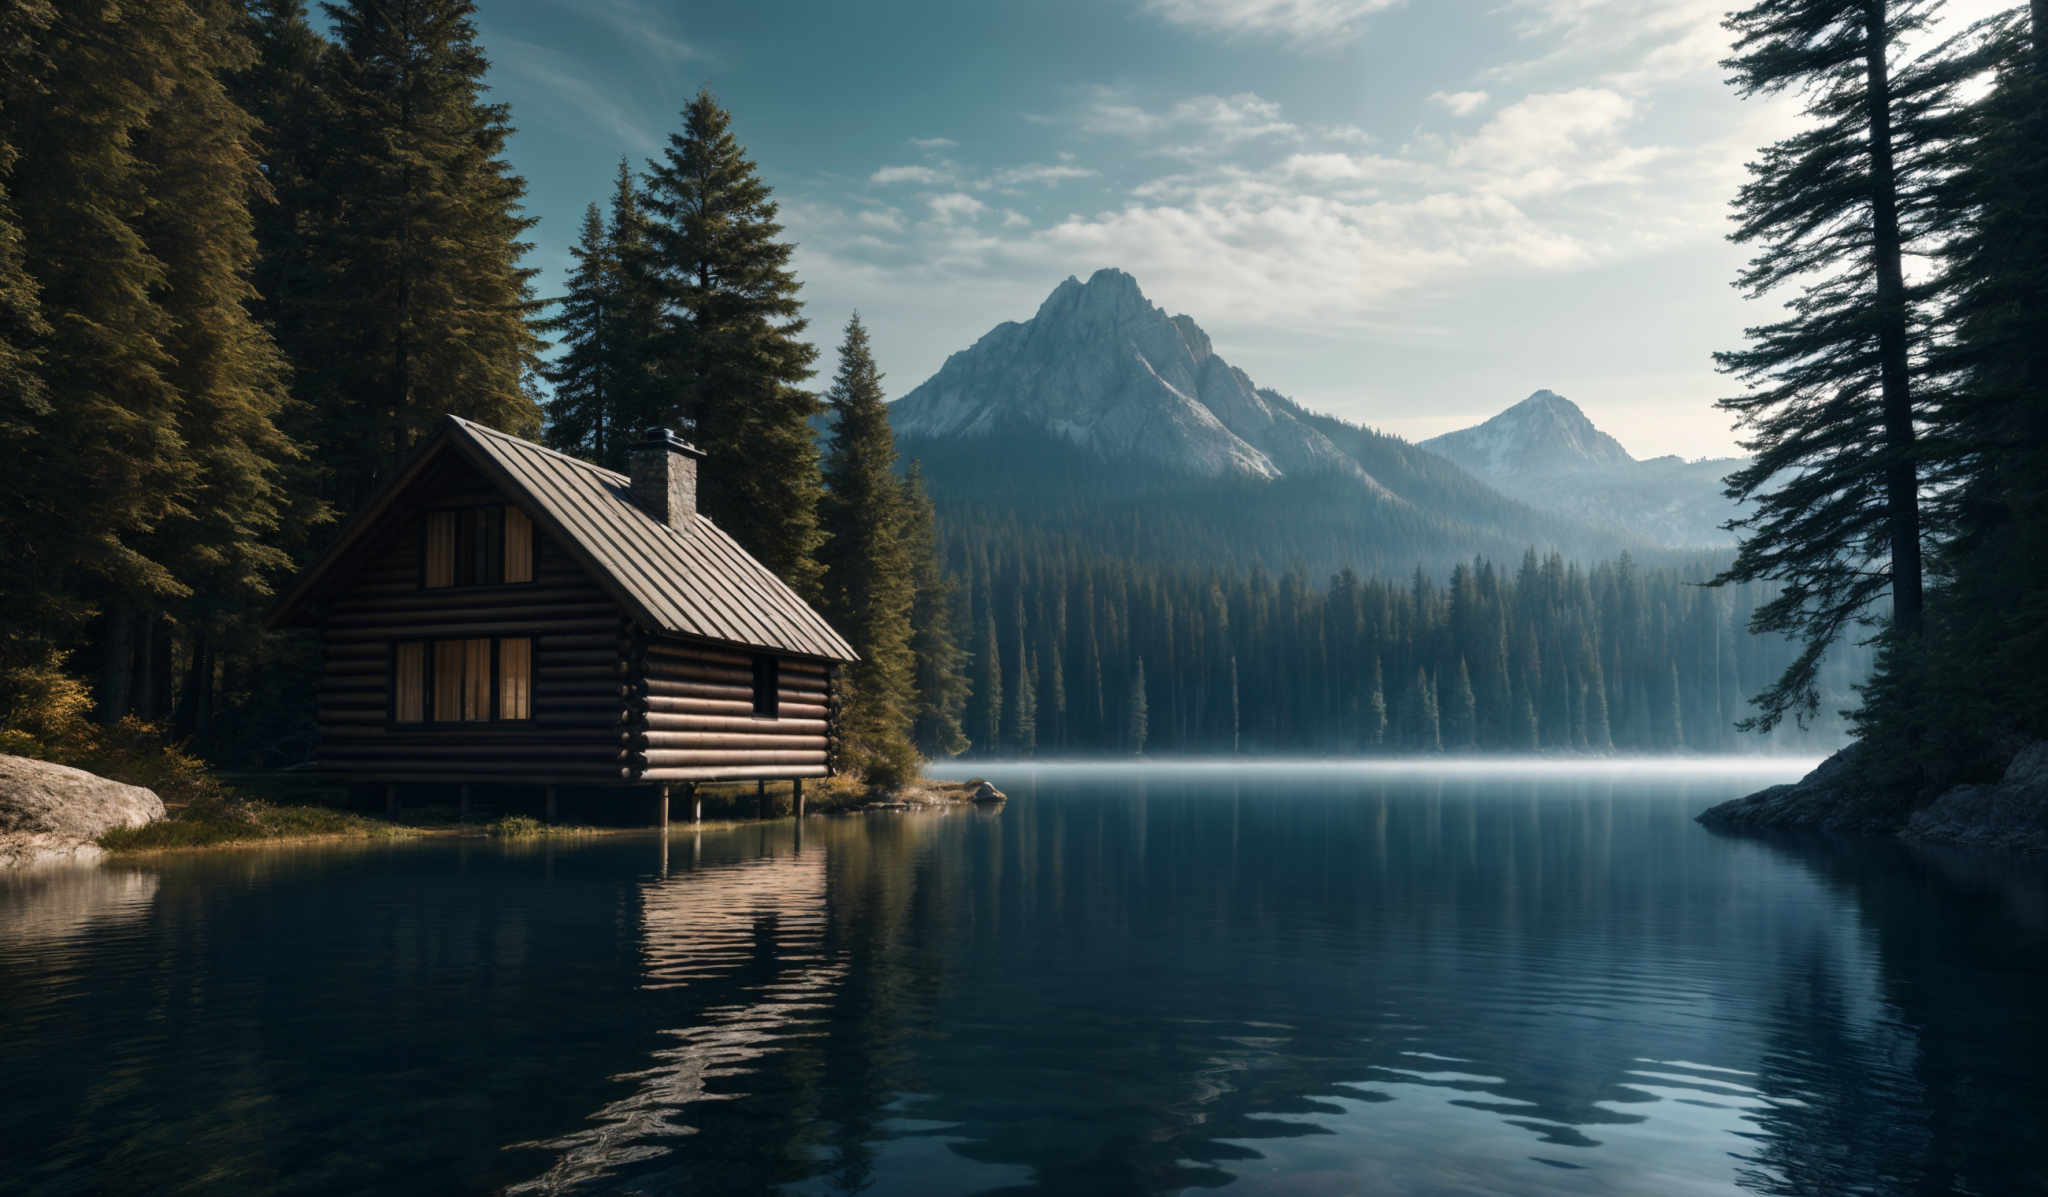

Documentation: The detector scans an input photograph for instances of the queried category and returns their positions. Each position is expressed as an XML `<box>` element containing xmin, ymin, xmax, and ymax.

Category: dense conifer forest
<box><xmin>0</xmin><ymin>0</ymin><xmax>2039</xmax><ymax>786</ymax></box>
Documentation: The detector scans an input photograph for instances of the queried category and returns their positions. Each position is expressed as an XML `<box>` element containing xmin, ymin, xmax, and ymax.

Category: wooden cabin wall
<box><xmin>314</xmin><ymin>458</ymin><xmax>631</xmax><ymax>783</ymax></box>
<box><xmin>627</xmin><ymin>639</ymin><xmax>833</xmax><ymax>782</ymax></box>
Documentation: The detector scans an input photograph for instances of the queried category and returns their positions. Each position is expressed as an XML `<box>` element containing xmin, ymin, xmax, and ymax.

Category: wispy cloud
<box><xmin>871</xmin><ymin>164</ymin><xmax>953</xmax><ymax>186</ymax></box>
<box><xmin>491</xmin><ymin>38</ymin><xmax>659</xmax><ymax>152</ymax></box>
<box><xmin>910</xmin><ymin>136</ymin><xmax>959</xmax><ymax>151</ymax></box>
<box><xmin>1077</xmin><ymin>88</ymin><xmax>1299</xmax><ymax>146</ymax></box>
<box><xmin>1428</xmin><ymin>89</ymin><xmax>1490</xmax><ymax>116</ymax></box>
<box><xmin>989</xmin><ymin>163</ymin><xmax>1099</xmax><ymax>187</ymax></box>
<box><xmin>571</xmin><ymin>0</ymin><xmax>707</xmax><ymax>64</ymax></box>
<box><xmin>1144</xmin><ymin>0</ymin><xmax>1404</xmax><ymax>43</ymax></box>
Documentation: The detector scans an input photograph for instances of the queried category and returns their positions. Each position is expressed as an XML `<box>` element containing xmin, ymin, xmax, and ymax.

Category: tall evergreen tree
<box><xmin>133</xmin><ymin>0</ymin><xmax>305</xmax><ymax>725</ymax></box>
<box><xmin>1712</xmin><ymin>0</ymin><xmax>1970</xmax><ymax>729</ymax></box>
<box><xmin>4</xmin><ymin>0</ymin><xmax>197</xmax><ymax>718</ymax></box>
<box><xmin>902</xmin><ymin>461</ymin><xmax>968</xmax><ymax>759</ymax></box>
<box><xmin>1444</xmin><ymin>658</ymin><xmax>1478</xmax><ymax>750</ymax></box>
<box><xmin>817</xmin><ymin>314</ymin><xmax>916</xmax><ymax>786</ymax></box>
<box><xmin>974</xmin><ymin>610</ymin><xmax>1002</xmax><ymax>754</ymax></box>
<box><xmin>0</xmin><ymin>0</ymin><xmax>54</xmax><ymax>681</ymax></box>
<box><xmin>1364</xmin><ymin>656</ymin><xmax>1388</xmax><ymax>748</ymax></box>
<box><xmin>317</xmin><ymin>0</ymin><xmax>543</xmax><ymax>509</ymax></box>
<box><xmin>641</xmin><ymin>88</ymin><xmax>822</xmax><ymax>596</ymax></box>
<box><xmin>1127</xmin><ymin>657</ymin><xmax>1149</xmax><ymax>756</ymax></box>
<box><xmin>541</xmin><ymin>204</ymin><xmax>620</xmax><ymax>462</ymax></box>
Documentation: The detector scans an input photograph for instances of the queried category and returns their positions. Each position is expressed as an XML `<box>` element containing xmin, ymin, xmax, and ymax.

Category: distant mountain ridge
<box><xmin>887</xmin><ymin>269</ymin><xmax>1639</xmax><ymax>578</ymax></box>
<box><xmin>1420</xmin><ymin>391</ymin><xmax>1747</xmax><ymax>549</ymax></box>
<box><xmin>891</xmin><ymin>268</ymin><xmax>1379</xmax><ymax>490</ymax></box>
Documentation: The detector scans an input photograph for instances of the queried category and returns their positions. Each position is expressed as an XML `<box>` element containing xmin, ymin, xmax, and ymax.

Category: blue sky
<box><xmin>473</xmin><ymin>0</ymin><xmax>2003</xmax><ymax>460</ymax></box>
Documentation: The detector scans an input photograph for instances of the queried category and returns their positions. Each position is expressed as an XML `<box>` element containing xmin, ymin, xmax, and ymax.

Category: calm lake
<box><xmin>3</xmin><ymin>762</ymin><xmax>2045</xmax><ymax>1195</ymax></box>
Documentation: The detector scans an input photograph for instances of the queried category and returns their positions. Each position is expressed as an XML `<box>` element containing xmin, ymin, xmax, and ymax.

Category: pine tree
<box><xmin>3</xmin><ymin>0</ymin><xmax>196</xmax><ymax>718</ymax></box>
<box><xmin>317</xmin><ymin>0</ymin><xmax>543</xmax><ymax>509</ymax></box>
<box><xmin>902</xmin><ymin>461</ymin><xmax>968</xmax><ymax>758</ymax></box>
<box><xmin>1365</xmin><ymin>656</ymin><xmax>1388</xmax><ymax>749</ymax></box>
<box><xmin>0</xmin><ymin>0</ymin><xmax>55</xmax><ymax>679</ymax></box>
<box><xmin>641</xmin><ymin>88</ymin><xmax>821</xmax><ymax>596</ymax></box>
<box><xmin>1127</xmin><ymin>656</ymin><xmax>1149</xmax><ymax>756</ymax></box>
<box><xmin>1016</xmin><ymin>652</ymin><xmax>1038</xmax><ymax>756</ymax></box>
<box><xmin>816</xmin><ymin>314</ymin><xmax>916</xmax><ymax>786</ymax></box>
<box><xmin>1444</xmin><ymin>657</ymin><xmax>1478</xmax><ymax>750</ymax></box>
<box><xmin>1713</xmin><ymin>0</ymin><xmax>1972</xmax><ymax>729</ymax></box>
<box><xmin>974</xmin><ymin>610</ymin><xmax>1002</xmax><ymax>754</ymax></box>
<box><xmin>134</xmin><ymin>0</ymin><xmax>305</xmax><ymax>726</ymax></box>
<box><xmin>541</xmin><ymin>204</ymin><xmax>620</xmax><ymax>462</ymax></box>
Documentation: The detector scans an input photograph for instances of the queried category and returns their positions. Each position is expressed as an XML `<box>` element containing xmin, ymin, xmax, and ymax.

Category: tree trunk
<box><xmin>99</xmin><ymin>604</ymin><xmax>135</xmax><ymax>725</ymax></box>
<box><xmin>1863</xmin><ymin>0</ymin><xmax>1924</xmax><ymax>640</ymax></box>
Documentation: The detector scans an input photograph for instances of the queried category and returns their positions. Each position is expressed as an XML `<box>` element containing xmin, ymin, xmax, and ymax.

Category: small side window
<box><xmin>751</xmin><ymin>655</ymin><xmax>779</xmax><ymax>719</ymax></box>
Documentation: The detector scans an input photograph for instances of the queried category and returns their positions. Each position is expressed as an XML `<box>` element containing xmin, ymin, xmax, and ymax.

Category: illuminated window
<box><xmin>421</xmin><ymin>505</ymin><xmax>535</xmax><ymax>588</ymax></box>
<box><xmin>394</xmin><ymin>643</ymin><xmax>426</xmax><ymax>723</ymax></box>
<box><xmin>422</xmin><ymin>512</ymin><xmax>457</xmax><ymax>588</ymax></box>
<box><xmin>504</xmin><ymin>507</ymin><xmax>534</xmax><ymax>583</ymax></box>
<box><xmin>498</xmin><ymin>637</ymin><xmax>532</xmax><ymax>721</ymax></box>
<box><xmin>393</xmin><ymin>636</ymin><xmax>534</xmax><ymax>724</ymax></box>
<box><xmin>433</xmin><ymin>638</ymin><xmax>491</xmax><ymax>722</ymax></box>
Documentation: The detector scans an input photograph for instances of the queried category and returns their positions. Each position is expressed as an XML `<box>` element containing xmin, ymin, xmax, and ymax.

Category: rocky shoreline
<box><xmin>1698</xmin><ymin>740</ymin><xmax>2048</xmax><ymax>854</ymax></box>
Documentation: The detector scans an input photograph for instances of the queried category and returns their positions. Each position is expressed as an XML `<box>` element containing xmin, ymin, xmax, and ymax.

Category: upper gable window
<box><xmin>422</xmin><ymin>505</ymin><xmax>534</xmax><ymax>589</ymax></box>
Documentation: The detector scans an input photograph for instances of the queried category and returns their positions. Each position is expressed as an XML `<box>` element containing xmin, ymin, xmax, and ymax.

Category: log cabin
<box><xmin>269</xmin><ymin>415</ymin><xmax>858</xmax><ymax>824</ymax></box>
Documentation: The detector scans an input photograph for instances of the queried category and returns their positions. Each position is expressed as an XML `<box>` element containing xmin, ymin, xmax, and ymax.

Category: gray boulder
<box><xmin>1903</xmin><ymin>742</ymin><xmax>2048</xmax><ymax>855</ymax></box>
<box><xmin>0</xmin><ymin>754</ymin><xmax>164</xmax><ymax>868</ymax></box>
<box><xmin>969</xmin><ymin>780</ymin><xmax>1007</xmax><ymax>804</ymax></box>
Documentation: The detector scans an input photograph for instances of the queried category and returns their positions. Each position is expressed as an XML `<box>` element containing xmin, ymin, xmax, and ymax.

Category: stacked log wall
<box><xmin>314</xmin><ymin>464</ymin><xmax>631</xmax><ymax>783</ymax></box>
<box><xmin>628</xmin><ymin>639</ymin><xmax>833</xmax><ymax>781</ymax></box>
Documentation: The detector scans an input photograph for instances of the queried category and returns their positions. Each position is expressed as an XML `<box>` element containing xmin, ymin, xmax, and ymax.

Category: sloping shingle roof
<box><xmin>272</xmin><ymin>416</ymin><xmax>856</xmax><ymax>662</ymax></box>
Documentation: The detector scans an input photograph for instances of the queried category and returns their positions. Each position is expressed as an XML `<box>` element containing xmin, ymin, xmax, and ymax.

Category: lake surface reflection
<box><xmin>3</xmin><ymin>764</ymin><xmax>2045</xmax><ymax>1195</ymax></box>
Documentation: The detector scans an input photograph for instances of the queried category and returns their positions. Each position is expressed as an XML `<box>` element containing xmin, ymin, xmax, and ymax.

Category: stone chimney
<box><xmin>627</xmin><ymin>428</ymin><xmax>705</xmax><ymax>529</ymax></box>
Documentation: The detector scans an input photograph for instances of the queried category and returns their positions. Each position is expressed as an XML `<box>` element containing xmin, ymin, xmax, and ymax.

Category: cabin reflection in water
<box><xmin>506</xmin><ymin>835</ymin><xmax>843</xmax><ymax>1195</ymax></box>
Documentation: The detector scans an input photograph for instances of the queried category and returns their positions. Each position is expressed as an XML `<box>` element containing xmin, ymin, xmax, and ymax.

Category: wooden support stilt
<box><xmin>756</xmin><ymin>778</ymin><xmax>767</xmax><ymax>819</ymax></box>
<box><xmin>656</xmin><ymin>783</ymin><xmax>671</xmax><ymax>833</ymax></box>
<box><xmin>544</xmin><ymin>785</ymin><xmax>558</xmax><ymax>823</ymax></box>
<box><xmin>690</xmin><ymin>782</ymin><xmax>702</xmax><ymax>825</ymax></box>
<box><xmin>384</xmin><ymin>783</ymin><xmax>398</xmax><ymax>818</ymax></box>
<box><xmin>459</xmin><ymin>783</ymin><xmax>472</xmax><ymax>822</ymax></box>
<box><xmin>793</xmin><ymin>777</ymin><xmax>805</xmax><ymax>819</ymax></box>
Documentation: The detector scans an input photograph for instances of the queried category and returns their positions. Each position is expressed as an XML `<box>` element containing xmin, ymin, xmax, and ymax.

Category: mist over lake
<box><xmin>7</xmin><ymin>762</ymin><xmax>2043</xmax><ymax>1195</ymax></box>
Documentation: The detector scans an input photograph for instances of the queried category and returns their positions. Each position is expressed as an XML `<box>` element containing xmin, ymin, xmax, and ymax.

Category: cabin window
<box><xmin>393</xmin><ymin>636</ymin><xmax>532</xmax><ymax>724</ymax></box>
<box><xmin>751</xmin><ymin>655</ymin><xmax>779</xmax><ymax>719</ymax></box>
<box><xmin>434</xmin><ymin>638</ymin><xmax>491</xmax><ymax>722</ymax></box>
<box><xmin>420</xmin><ymin>505</ymin><xmax>534</xmax><ymax>589</ymax></box>
<box><xmin>393</xmin><ymin>643</ymin><xmax>427</xmax><ymax>723</ymax></box>
<box><xmin>498</xmin><ymin>637</ymin><xmax>532</xmax><ymax>721</ymax></box>
<box><xmin>504</xmin><ymin>507</ymin><xmax>535</xmax><ymax>584</ymax></box>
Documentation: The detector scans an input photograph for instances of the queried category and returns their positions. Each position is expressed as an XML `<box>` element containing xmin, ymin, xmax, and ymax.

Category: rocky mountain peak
<box><xmin>889</xmin><ymin>269</ymin><xmax>1368</xmax><ymax>485</ymax></box>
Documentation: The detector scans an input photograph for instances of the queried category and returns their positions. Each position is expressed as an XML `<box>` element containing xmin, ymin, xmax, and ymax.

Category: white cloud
<box><xmin>1145</xmin><ymin>0</ymin><xmax>1404</xmax><ymax>43</ymax></box>
<box><xmin>926</xmin><ymin>192</ymin><xmax>987</xmax><ymax>223</ymax></box>
<box><xmin>1429</xmin><ymin>90</ymin><xmax>1490</xmax><ymax>116</ymax></box>
<box><xmin>910</xmin><ymin>136</ymin><xmax>959</xmax><ymax>150</ymax></box>
<box><xmin>870</xmin><ymin>164</ymin><xmax>952</xmax><ymax>186</ymax></box>
<box><xmin>1450</xmin><ymin>88</ymin><xmax>1651</xmax><ymax>196</ymax></box>
<box><xmin>1078</xmin><ymin>88</ymin><xmax>1299</xmax><ymax>146</ymax></box>
<box><xmin>857</xmin><ymin>208</ymin><xmax>905</xmax><ymax>233</ymax></box>
<box><xmin>989</xmin><ymin>163</ymin><xmax>1099</xmax><ymax>187</ymax></box>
